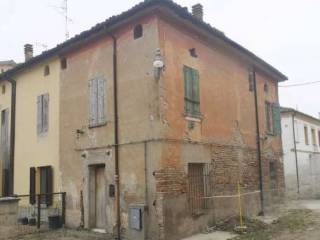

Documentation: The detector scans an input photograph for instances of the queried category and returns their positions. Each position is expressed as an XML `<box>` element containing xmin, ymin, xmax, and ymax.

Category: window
<box><xmin>133</xmin><ymin>24</ymin><xmax>143</xmax><ymax>39</ymax></box>
<box><xmin>29</xmin><ymin>166</ymin><xmax>53</xmax><ymax>206</ymax></box>
<box><xmin>1</xmin><ymin>109</ymin><xmax>10</xmax><ymax>196</ymax></box>
<box><xmin>1</xmin><ymin>109</ymin><xmax>9</xmax><ymax>152</ymax></box>
<box><xmin>265</xmin><ymin>102</ymin><xmax>281</xmax><ymax>135</ymax></box>
<box><xmin>89</xmin><ymin>78</ymin><xmax>106</xmax><ymax>127</ymax></box>
<box><xmin>294</xmin><ymin>120</ymin><xmax>300</xmax><ymax>142</ymax></box>
<box><xmin>311</xmin><ymin>128</ymin><xmax>316</xmax><ymax>146</ymax></box>
<box><xmin>184</xmin><ymin>66</ymin><xmax>200</xmax><ymax>117</ymax></box>
<box><xmin>264</xmin><ymin>83</ymin><xmax>269</xmax><ymax>93</ymax></box>
<box><xmin>304</xmin><ymin>126</ymin><xmax>309</xmax><ymax>145</ymax></box>
<box><xmin>265</xmin><ymin>102</ymin><xmax>273</xmax><ymax>133</ymax></box>
<box><xmin>44</xmin><ymin>65</ymin><xmax>50</xmax><ymax>76</ymax></box>
<box><xmin>318</xmin><ymin>130</ymin><xmax>320</xmax><ymax>147</ymax></box>
<box><xmin>188</xmin><ymin>163</ymin><xmax>205</xmax><ymax>213</ymax></box>
<box><xmin>1</xmin><ymin>85</ymin><xmax>5</xmax><ymax>94</ymax></box>
<box><xmin>269</xmin><ymin>162</ymin><xmax>277</xmax><ymax>179</ymax></box>
<box><xmin>60</xmin><ymin>57</ymin><xmax>67</xmax><ymax>69</ymax></box>
<box><xmin>189</xmin><ymin>48</ymin><xmax>198</xmax><ymax>58</ymax></box>
<box><xmin>37</xmin><ymin>93</ymin><xmax>49</xmax><ymax>135</ymax></box>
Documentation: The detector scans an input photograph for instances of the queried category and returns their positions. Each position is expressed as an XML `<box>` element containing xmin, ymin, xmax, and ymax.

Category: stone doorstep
<box><xmin>182</xmin><ymin>231</ymin><xmax>238</xmax><ymax>240</ymax></box>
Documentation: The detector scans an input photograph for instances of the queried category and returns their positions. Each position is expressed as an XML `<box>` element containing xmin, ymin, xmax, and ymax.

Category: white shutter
<box><xmin>97</xmin><ymin>78</ymin><xmax>106</xmax><ymax>124</ymax></box>
<box><xmin>43</xmin><ymin>94</ymin><xmax>49</xmax><ymax>133</ymax></box>
<box><xmin>89</xmin><ymin>79</ymin><xmax>98</xmax><ymax>126</ymax></box>
<box><xmin>37</xmin><ymin>95</ymin><xmax>42</xmax><ymax>134</ymax></box>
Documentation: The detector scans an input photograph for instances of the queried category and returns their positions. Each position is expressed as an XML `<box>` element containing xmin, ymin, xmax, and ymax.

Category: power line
<box><xmin>279</xmin><ymin>80</ymin><xmax>320</xmax><ymax>88</ymax></box>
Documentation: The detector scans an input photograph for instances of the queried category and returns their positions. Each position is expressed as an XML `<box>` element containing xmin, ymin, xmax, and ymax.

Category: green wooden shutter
<box><xmin>192</xmin><ymin>69</ymin><xmax>200</xmax><ymax>114</ymax></box>
<box><xmin>272</xmin><ymin>103</ymin><xmax>281</xmax><ymax>135</ymax></box>
<box><xmin>184</xmin><ymin>66</ymin><xmax>193</xmax><ymax>114</ymax></box>
<box><xmin>29</xmin><ymin>167</ymin><xmax>36</xmax><ymax>205</ymax></box>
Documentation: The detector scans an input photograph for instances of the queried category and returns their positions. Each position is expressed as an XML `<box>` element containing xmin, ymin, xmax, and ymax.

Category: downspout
<box><xmin>291</xmin><ymin>113</ymin><xmax>300</xmax><ymax>194</ymax></box>
<box><xmin>110</xmin><ymin>34</ymin><xmax>121</xmax><ymax>240</ymax></box>
<box><xmin>4</xmin><ymin>76</ymin><xmax>16</xmax><ymax>196</ymax></box>
<box><xmin>252</xmin><ymin>70</ymin><xmax>264</xmax><ymax>215</ymax></box>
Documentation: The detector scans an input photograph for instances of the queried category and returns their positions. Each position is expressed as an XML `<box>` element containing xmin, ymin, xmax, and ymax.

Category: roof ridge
<box><xmin>0</xmin><ymin>0</ymin><xmax>287</xmax><ymax>81</ymax></box>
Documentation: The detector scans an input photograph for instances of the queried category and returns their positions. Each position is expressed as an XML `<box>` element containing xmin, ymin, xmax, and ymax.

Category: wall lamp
<box><xmin>153</xmin><ymin>48</ymin><xmax>164</xmax><ymax>80</ymax></box>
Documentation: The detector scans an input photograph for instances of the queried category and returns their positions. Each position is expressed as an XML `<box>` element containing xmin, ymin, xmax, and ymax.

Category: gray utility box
<box><xmin>128</xmin><ymin>204</ymin><xmax>147</xmax><ymax>240</ymax></box>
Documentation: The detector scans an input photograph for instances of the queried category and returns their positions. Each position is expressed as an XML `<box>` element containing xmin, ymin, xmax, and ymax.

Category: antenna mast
<box><xmin>63</xmin><ymin>0</ymin><xmax>69</xmax><ymax>39</ymax></box>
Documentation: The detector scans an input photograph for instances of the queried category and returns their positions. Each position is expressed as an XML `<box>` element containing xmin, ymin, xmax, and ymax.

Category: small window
<box><xmin>60</xmin><ymin>58</ymin><xmax>67</xmax><ymax>69</ymax></box>
<box><xmin>318</xmin><ymin>130</ymin><xmax>320</xmax><ymax>147</ymax></box>
<box><xmin>189</xmin><ymin>48</ymin><xmax>198</xmax><ymax>58</ymax></box>
<box><xmin>1</xmin><ymin>85</ymin><xmax>5</xmax><ymax>94</ymax></box>
<box><xmin>44</xmin><ymin>65</ymin><xmax>50</xmax><ymax>76</ymax></box>
<box><xmin>264</xmin><ymin>83</ymin><xmax>269</xmax><ymax>93</ymax></box>
<box><xmin>269</xmin><ymin>162</ymin><xmax>277</xmax><ymax>180</ymax></box>
<box><xmin>304</xmin><ymin>126</ymin><xmax>309</xmax><ymax>145</ymax></box>
<box><xmin>133</xmin><ymin>24</ymin><xmax>143</xmax><ymax>39</ymax></box>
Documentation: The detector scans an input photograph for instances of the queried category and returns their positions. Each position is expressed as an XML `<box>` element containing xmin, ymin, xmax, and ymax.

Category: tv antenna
<box><xmin>50</xmin><ymin>0</ymin><xmax>73</xmax><ymax>40</ymax></box>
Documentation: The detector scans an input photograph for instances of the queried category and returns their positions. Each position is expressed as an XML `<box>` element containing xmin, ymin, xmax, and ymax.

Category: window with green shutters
<box><xmin>272</xmin><ymin>103</ymin><xmax>281</xmax><ymax>135</ymax></box>
<box><xmin>265</xmin><ymin>101</ymin><xmax>281</xmax><ymax>135</ymax></box>
<box><xmin>183</xmin><ymin>66</ymin><xmax>200</xmax><ymax>117</ymax></box>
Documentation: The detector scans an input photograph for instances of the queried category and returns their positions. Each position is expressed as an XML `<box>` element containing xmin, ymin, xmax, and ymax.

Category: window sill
<box><xmin>37</xmin><ymin>132</ymin><xmax>48</xmax><ymax>138</ymax></box>
<box><xmin>184</xmin><ymin>113</ymin><xmax>203</xmax><ymax>122</ymax></box>
<box><xmin>266</xmin><ymin>132</ymin><xmax>275</xmax><ymax>137</ymax></box>
<box><xmin>88</xmin><ymin>122</ymin><xmax>107</xmax><ymax>129</ymax></box>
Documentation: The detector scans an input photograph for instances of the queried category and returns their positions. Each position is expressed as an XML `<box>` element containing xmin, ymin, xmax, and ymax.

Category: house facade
<box><xmin>0</xmin><ymin>60</ymin><xmax>16</xmax><ymax>73</ymax></box>
<box><xmin>281</xmin><ymin>108</ymin><xmax>320</xmax><ymax>198</ymax></box>
<box><xmin>0</xmin><ymin>1</ymin><xmax>287</xmax><ymax>239</ymax></box>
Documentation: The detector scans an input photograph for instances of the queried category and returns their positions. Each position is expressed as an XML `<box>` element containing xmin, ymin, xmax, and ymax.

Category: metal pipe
<box><xmin>291</xmin><ymin>113</ymin><xmax>300</xmax><ymax>194</ymax></box>
<box><xmin>110</xmin><ymin>34</ymin><xmax>121</xmax><ymax>240</ymax></box>
<box><xmin>252</xmin><ymin>70</ymin><xmax>264</xmax><ymax>215</ymax></box>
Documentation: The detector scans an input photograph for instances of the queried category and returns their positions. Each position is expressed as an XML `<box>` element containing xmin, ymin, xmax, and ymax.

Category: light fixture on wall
<box><xmin>153</xmin><ymin>48</ymin><xmax>164</xmax><ymax>80</ymax></box>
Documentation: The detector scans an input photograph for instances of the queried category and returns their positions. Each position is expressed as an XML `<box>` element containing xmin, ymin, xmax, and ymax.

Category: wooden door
<box><xmin>95</xmin><ymin>166</ymin><xmax>106</xmax><ymax>229</ymax></box>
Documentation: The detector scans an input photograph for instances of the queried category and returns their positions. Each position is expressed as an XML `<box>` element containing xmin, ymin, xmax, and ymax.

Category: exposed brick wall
<box><xmin>154</xmin><ymin>167</ymin><xmax>187</xmax><ymax>195</ymax></box>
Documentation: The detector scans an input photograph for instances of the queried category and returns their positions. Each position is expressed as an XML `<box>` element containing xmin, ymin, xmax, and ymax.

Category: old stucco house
<box><xmin>0</xmin><ymin>0</ymin><xmax>287</xmax><ymax>239</ymax></box>
<box><xmin>281</xmin><ymin>107</ymin><xmax>320</xmax><ymax>198</ymax></box>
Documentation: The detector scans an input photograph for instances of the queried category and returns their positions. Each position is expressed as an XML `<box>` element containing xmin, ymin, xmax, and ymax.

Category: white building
<box><xmin>281</xmin><ymin>107</ymin><xmax>320</xmax><ymax>198</ymax></box>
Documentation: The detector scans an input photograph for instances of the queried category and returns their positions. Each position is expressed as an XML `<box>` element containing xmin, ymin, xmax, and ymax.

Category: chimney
<box><xmin>24</xmin><ymin>44</ymin><xmax>33</xmax><ymax>61</ymax></box>
<box><xmin>192</xmin><ymin>4</ymin><xmax>203</xmax><ymax>21</ymax></box>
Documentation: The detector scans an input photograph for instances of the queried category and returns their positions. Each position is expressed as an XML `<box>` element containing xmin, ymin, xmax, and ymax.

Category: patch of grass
<box><xmin>273</xmin><ymin>209</ymin><xmax>314</xmax><ymax>233</ymax></box>
<box><xmin>232</xmin><ymin>209</ymin><xmax>315</xmax><ymax>240</ymax></box>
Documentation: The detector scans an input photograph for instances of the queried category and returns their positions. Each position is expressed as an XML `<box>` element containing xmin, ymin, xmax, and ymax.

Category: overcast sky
<box><xmin>0</xmin><ymin>0</ymin><xmax>319</xmax><ymax>118</ymax></box>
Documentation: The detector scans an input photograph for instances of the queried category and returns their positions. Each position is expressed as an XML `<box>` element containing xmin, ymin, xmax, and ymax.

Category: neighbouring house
<box><xmin>0</xmin><ymin>60</ymin><xmax>16</xmax><ymax>74</ymax></box>
<box><xmin>0</xmin><ymin>1</ymin><xmax>287</xmax><ymax>239</ymax></box>
<box><xmin>281</xmin><ymin>107</ymin><xmax>320</xmax><ymax>199</ymax></box>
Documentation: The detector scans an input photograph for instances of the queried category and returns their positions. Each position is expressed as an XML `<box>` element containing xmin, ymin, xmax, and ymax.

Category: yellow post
<box><xmin>237</xmin><ymin>181</ymin><xmax>244</xmax><ymax>229</ymax></box>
